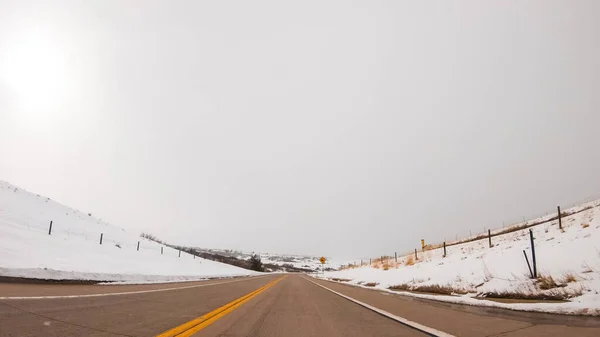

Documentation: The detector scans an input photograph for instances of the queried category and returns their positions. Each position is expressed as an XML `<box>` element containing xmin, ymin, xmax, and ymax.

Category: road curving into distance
<box><xmin>1</xmin><ymin>274</ymin><xmax>599</xmax><ymax>336</ymax></box>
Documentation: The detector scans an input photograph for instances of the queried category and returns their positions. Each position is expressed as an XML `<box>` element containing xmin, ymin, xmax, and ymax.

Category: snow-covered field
<box><xmin>320</xmin><ymin>201</ymin><xmax>600</xmax><ymax>315</ymax></box>
<box><xmin>261</xmin><ymin>253</ymin><xmax>344</xmax><ymax>271</ymax></box>
<box><xmin>0</xmin><ymin>181</ymin><xmax>257</xmax><ymax>283</ymax></box>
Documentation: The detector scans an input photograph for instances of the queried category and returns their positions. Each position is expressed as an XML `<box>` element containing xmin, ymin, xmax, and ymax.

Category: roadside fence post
<box><xmin>99</xmin><ymin>233</ymin><xmax>103</xmax><ymax>245</ymax></box>
<box><xmin>557</xmin><ymin>206</ymin><xmax>562</xmax><ymax>230</ymax></box>
<box><xmin>395</xmin><ymin>252</ymin><xmax>397</xmax><ymax>263</ymax></box>
<box><xmin>529</xmin><ymin>229</ymin><xmax>537</xmax><ymax>278</ymax></box>
<box><xmin>443</xmin><ymin>242</ymin><xmax>446</xmax><ymax>257</ymax></box>
<box><xmin>178</xmin><ymin>250</ymin><xmax>181</xmax><ymax>258</ymax></box>
<box><xmin>488</xmin><ymin>229</ymin><xmax>492</xmax><ymax>248</ymax></box>
<box><xmin>414</xmin><ymin>249</ymin><xmax>417</xmax><ymax>260</ymax></box>
<box><xmin>48</xmin><ymin>221</ymin><xmax>53</xmax><ymax>235</ymax></box>
<box><xmin>161</xmin><ymin>247</ymin><xmax>163</xmax><ymax>255</ymax></box>
<box><xmin>523</xmin><ymin>250</ymin><xmax>534</xmax><ymax>278</ymax></box>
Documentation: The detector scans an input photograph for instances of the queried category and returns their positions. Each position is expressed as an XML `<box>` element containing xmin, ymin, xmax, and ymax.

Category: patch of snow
<box><xmin>0</xmin><ymin>181</ymin><xmax>258</xmax><ymax>283</ymax></box>
<box><xmin>320</xmin><ymin>200</ymin><xmax>600</xmax><ymax>315</ymax></box>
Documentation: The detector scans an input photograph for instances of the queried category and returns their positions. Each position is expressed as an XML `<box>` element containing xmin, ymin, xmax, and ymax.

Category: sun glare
<box><xmin>1</xmin><ymin>28</ymin><xmax>70</xmax><ymax>122</ymax></box>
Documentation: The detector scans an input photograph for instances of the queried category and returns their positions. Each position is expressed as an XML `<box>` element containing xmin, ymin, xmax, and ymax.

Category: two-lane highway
<box><xmin>1</xmin><ymin>274</ymin><xmax>599</xmax><ymax>336</ymax></box>
<box><xmin>0</xmin><ymin>275</ymin><xmax>280</xmax><ymax>336</ymax></box>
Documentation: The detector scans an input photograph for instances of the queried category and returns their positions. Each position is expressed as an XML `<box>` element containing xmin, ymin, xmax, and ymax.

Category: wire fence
<box><xmin>344</xmin><ymin>193</ymin><xmax>600</xmax><ymax>269</ymax></box>
<box><xmin>0</xmin><ymin>208</ymin><xmax>193</xmax><ymax>259</ymax></box>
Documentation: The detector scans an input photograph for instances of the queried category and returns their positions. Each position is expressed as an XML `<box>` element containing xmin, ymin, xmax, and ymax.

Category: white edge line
<box><xmin>0</xmin><ymin>275</ymin><xmax>269</xmax><ymax>300</ymax></box>
<box><xmin>303</xmin><ymin>276</ymin><xmax>455</xmax><ymax>337</ymax></box>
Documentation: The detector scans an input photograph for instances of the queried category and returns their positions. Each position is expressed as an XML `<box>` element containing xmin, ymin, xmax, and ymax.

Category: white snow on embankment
<box><xmin>0</xmin><ymin>181</ymin><xmax>257</xmax><ymax>283</ymax></box>
<box><xmin>320</xmin><ymin>200</ymin><xmax>600</xmax><ymax>315</ymax></box>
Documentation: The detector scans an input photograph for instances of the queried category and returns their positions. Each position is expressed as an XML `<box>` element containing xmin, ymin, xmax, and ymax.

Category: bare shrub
<box><xmin>581</xmin><ymin>223</ymin><xmax>590</xmax><ymax>228</ymax></box>
<box><xmin>249</xmin><ymin>254</ymin><xmax>264</xmax><ymax>272</ymax></box>
<box><xmin>537</xmin><ymin>274</ymin><xmax>558</xmax><ymax>290</ymax></box>
<box><xmin>140</xmin><ymin>232</ymin><xmax>164</xmax><ymax>244</ymax></box>
<box><xmin>562</xmin><ymin>273</ymin><xmax>577</xmax><ymax>283</ymax></box>
<box><xmin>405</xmin><ymin>256</ymin><xmax>414</xmax><ymax>266</ymax></box>
<box><xmin>364</xmin><ymin>282</ymin><xmax>378</xmax><ymax>287</ymax></box>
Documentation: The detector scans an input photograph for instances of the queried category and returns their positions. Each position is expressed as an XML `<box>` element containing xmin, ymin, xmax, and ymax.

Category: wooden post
<box><xmin>178</xmin><ymin>250</ymin><xmax>181</xmax><ymax>258</ymax></box>
<box><xmin>488</xmin><ymin>229</ymin><xmax>492</xmax><ymax>248</ymax></box>
<box><xmin>395</xmin><ymin>252</ymin><xmax>397</xmax><ymax>262</ymax></box>
<box><xmin>443</xmin><ymin>242</ymin><xmax>446</xmax><ymax>257</ymax></box>
<box><xmin>369</xmin><ymin>258</ymin><xmax>371</xmax><ymax>265</ymax></box>
<box><xmin>137</xmin><ymin>241</ymin><xmax>140</xmax><ymax>251</ymax></box>
<box><xmin>529</xmin><ymin>229</ymin><xmax>537</xmax><ymax>278</ymax></box>
<box><xmin>99</xmin><ymin>233</ymin><xmax>103</xmax><ymax>245</ymax></box>
<box><xmin>414</xmin><ymin>248</ymin><xmax>417</xmax><ymax>260</ymax></box>
<box><xmin>557</xmin><ymin>206</ymin><xmax>562</xmax><ymax>230</ymax></box>
<box><xmin>161</xmin><ymin>247</ymin><xmax>163</xmax><ymax>255</ymax></box>
<box><xmin>48</xmin><ymin>221</ymin><xmax>53</xmax><ymax>235</ymax></box>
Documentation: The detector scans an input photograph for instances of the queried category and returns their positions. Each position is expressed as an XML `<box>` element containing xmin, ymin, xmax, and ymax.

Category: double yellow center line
<box><xmin>156</xmin><ymin>276</ymin><xmax>285</xmax><ymax>337</ymax></box>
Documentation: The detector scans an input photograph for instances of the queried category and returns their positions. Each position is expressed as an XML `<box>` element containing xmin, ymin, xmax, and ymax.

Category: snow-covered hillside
<box><xmin>320</xmin><ymin>200</ymin><xmax>600</xmax><ymax>315</ymax></box>
<box><xmin>0</xmin><ymin>181</ymin><xmax>257</xmax><ymax>282</ymax></box>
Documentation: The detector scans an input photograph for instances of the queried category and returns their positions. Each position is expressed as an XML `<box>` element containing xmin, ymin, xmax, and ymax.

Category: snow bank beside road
<box><xmin>321</xmin><ymin>201</ymin><xmax>600</xmax><ymax>315</ymax></box>
<box><xmin>0</xmin><ymin>181</ymin><xmax>257</xmax><ymax>283</ymax></box>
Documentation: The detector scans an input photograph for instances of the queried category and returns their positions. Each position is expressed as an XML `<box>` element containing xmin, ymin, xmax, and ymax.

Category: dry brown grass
<box><xmin>364</xmin><ymin>282</ymin><xmax>379</xmax><ymax>287</ymax></box>
<box><xmin>339</xmin><ymin>262</ymin><xmax>362</xmax><ymax>270</ymax></box>
<box><xmin>413</xmin><ymin>284</ymin><xmax>468</xmax><ymax>295</ymax></box>
<box><xmin>388</xmin><ymin>283</ymin><xmax>468</xmax><ymax>295</ymax></box>
<box><xmin>537</xmin><ymin>274</ymin><xmax>559</xmax><ymax>290</ymax></box>
<box><xmin>330</xmin><ymin>278</ymin><xmax>352</xmax><ymax>282</ymax></box>
<box><xmin>382</xmin><ymin>263</ymin><xmax>390</xmax><ymax>271</ymax></box>
<box><xmin>405</xmin><ymin>256</ymin><xmax>414</xmax><ymax>266</ymax></box>
<box><xmin>562</xmin><ymin>273</ymin><xmax>577</xmax><ymax>283</ymax></box>
<box><xmin>388</xmin><ymin>284</ymin><xmax>410</xmax><ymax>291</ymax></box>
<box><xmin>582</xmin><ymin>223</ymin><xmax>590</xmax><ymax>228</ymax></box>
<box><xmin>480</xmin><ymin>288</ymin><xmax>578</xmax><ymax>301</ymax></box>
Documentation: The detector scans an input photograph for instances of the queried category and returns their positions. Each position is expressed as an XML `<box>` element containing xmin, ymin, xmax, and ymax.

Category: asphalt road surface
<box><xmin>1</xmin><ymin>274</ymin><xmax>599</xmax><ymax>337</ymax></box>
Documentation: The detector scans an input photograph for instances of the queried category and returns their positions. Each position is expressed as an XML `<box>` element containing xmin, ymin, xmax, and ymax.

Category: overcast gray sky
<box><xmin>1</xmin><ymin>1</ymin><xmax>599</xmax><ymax>258</ymax></box>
